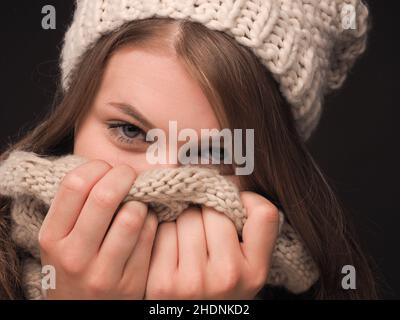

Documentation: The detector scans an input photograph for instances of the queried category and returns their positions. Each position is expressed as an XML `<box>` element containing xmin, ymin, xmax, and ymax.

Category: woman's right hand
<box><xmin>38</xmin><ymin>160</ymin><xmax>158</xmax><ymax>299</ymax></box>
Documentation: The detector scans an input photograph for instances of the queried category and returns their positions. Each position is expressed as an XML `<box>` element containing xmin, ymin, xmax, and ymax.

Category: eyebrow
<box><xmin>108</xmin><ymin>102</ymin><xmax>156</xmax><ymax>129</ymax></box>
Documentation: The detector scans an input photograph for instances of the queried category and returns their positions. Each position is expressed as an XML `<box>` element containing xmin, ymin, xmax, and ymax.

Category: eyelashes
<box><xmin>106</xmin><ymin>121</ymin><xmax>234</xmax><ymax>174</ymax></box>
<box><xmin>107</xmin><ymin>121</ymin><xmax>147</xmax><ymax>146</ymax></box>
<box><xmin>107</xmin><ymin>121</ymin><xmax>228</xmax><ymax>156</ymax></box>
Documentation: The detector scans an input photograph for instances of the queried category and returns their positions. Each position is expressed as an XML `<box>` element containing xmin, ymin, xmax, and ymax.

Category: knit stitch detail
<box><xmin>0</xmin><ymin>150</ymin><xmax>319</xmax><ymax>299</ymax></box>
<box><xmin>59</xmin><ymin>0</ymin><xmax>369</xmax><ymax>141</ymax></box>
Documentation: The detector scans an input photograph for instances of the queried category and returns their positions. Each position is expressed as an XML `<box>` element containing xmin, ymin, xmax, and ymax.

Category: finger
<box><xmin>96</xmin><ymin>201</ymin><xmax>148</xmax><ymax>279</ymax></box>
<box><xmin>239</xmin><ymin>191</ymin><xmax>280</xmax><ymax>268</ymax></box>
<box><xmin>39</xmin><ymin>160</ymin><xmax>111</xmax><ymax>241</ymax></box>
<box><xmin>147</xmin><ymin>221</ymin><xmax>178</xmax><ymax>276</ymax></box>
<box><xmin>67</xmin><ymin>165</ymin><xmax>136</xmax><ymax>256</ymax></box>
<box><xmin>201</xmin><ymin>206</ymin><xmax>241</xmax><ymax>262</ymax></box>
<box><xmin>121</xmin><ymin>210</ymin><xmax>158</xmax><ymax>282</ymax></box>
<box><xmin>176</xmin><ymin>207</ymin><xmax>207</xmax><ymax>271</ymax></box>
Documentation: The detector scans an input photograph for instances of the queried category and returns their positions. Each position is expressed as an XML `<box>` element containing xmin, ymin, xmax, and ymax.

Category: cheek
<box><xmin>73</xmin><ymin>118</ymin><xmax>161</xmax><ymax>173</ymax></box>
<box><xmin>73</xmin><ymin>119</ymin><xmax>110</xmax><ymax>160</ymax></box>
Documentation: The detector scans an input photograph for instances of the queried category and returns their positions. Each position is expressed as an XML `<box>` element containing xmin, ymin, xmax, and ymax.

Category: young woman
<box><xmin>0</xmin><ymin>1</ymin><xmax>378</xmax><ymax>299</ymax></box>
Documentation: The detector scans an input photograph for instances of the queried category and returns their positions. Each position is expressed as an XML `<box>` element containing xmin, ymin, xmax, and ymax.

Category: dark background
<box><xmin>0</xmin><ymin>1</ymin><xmax>399</xmax><ymax>298</ymax></box>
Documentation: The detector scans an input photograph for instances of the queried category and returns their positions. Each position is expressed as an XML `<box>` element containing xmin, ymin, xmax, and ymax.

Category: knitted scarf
<box><xmin>0</xmin><ymin>150</ymin><xmax>319</xmax><ymax>299</ymax></box>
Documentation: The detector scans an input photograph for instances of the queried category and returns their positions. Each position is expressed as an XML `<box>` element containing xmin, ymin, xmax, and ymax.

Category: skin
<box><xmin>38</xmin><ymin>45</ymin><xmax>280</xmax><ymax>299</ymax></box>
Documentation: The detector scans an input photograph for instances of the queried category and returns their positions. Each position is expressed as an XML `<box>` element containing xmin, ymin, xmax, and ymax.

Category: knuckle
<box><xmin>119</xmin><ymin>283</ymin><xmax>139</xmax><ymax>298</ymax></box>
<box><xmin>92</xmin><ymin>186</ymin><xmax>120</xmax><ymax>208</ymax></box>
<box><xmin>87</xmin><ymin>273</ymin><xmax>113</xmax><ymax>294</ymax></box>
<box><xmin>118</xmin><ymin>275</ymin><xmax>137</xmax><ymax>295</ymax></box>
<box><xmin>255</xmin><ymin>203</ymin><xmax>280</xmax><ymax>224</ymax></box>
<box><xmin>241</xmin><ymin>192</ymin><xmax>280</xmax><ymax>222</ymax></box>
<box><xmin>59</xmin><ymin>254</ymin><xmax>86</xmax><ymax>275</ymax></box>
<box><xmin>180</xmin><ymin>273</ymin><xmax>203</xmax><ymax>298</ymax></box>
<box><xmin>124</xmin><ymin>201</ymin><xmax>147</xmax><ymax>220</ymax></box>
<box><xmin>61</xmin><ymin>172</ymin><xmax>87</xmax><ymax>194</ymax></box>
<box><xmin>60</xmin><ymin>257</ymin><xmax>84</xmax><ymax>275</ymax></box>
<box><xmin>180</xmin><ymin>285</ymin><xmax>199</xmax><ymax>299</ymax></box>
<box><xmin>38</xmin><ymin>230</ymin><xmax>54</xmax><ymax>252</ymax></box>
<box><xmin>149</xmin><ymin>279</ymin><xmax>174</xmax><ymax>298</ymax></box>
<box><xmin>220</xmin><ymin>264</ymin><xmax>241</xmax><ymax>291</ymax></box>
<box><xmin>118</xmin><ymin>209</ymin><xmax>144</xmax><ymax>232</ymax></box>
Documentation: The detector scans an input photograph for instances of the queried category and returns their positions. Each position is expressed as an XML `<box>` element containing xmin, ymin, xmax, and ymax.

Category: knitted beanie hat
<box><xmin>60</xmin><ymin>0</ymin><xmax>369</xmax><ymax>141</ymax></box>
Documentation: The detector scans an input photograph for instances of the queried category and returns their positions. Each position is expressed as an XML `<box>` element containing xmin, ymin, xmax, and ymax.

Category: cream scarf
<box><xmin>0</xmin><ymin>150</ymin><xmax>319</xmax><ymax>299</ymax></box>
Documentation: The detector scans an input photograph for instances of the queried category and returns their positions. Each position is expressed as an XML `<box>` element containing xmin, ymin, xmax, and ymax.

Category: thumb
<box><xmin>239</xmin><ymin>191</ymin><xmax>280</xmax><ymax>269</ymax></box>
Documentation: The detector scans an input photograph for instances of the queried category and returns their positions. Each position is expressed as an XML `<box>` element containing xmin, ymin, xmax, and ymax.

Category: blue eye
<box><xmin>107</xmin><ymin>122</ymin><xmax>147</xmax><ymax>146</ymax></box>
<box><xmin>121</xmin><ymin>124</ymin><xmax>141</xmax><ymax>138</ymax></box>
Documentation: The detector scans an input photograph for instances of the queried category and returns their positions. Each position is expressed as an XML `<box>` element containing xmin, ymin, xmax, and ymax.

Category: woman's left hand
<box><xmin>144</xmin><ymin>191</ymin><xmax>280</xmax><ymax>299</ymax></box>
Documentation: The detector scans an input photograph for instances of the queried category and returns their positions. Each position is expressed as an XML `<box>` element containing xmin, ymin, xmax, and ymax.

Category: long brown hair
<box><xmin>0</xmin><ymin>18</ymin><xmax>379</xmax><ymax>299</ymax></box>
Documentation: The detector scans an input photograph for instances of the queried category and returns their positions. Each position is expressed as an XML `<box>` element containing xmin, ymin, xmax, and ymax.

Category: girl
<box><xmin>0</xmin><ymin>0</ymin><xmax>378</xmax><ymax>299</ymax></box>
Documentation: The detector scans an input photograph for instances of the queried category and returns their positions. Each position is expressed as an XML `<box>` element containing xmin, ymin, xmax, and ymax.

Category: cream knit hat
<box><xmin>60</xmin><ymin>0</ymin><xmax>369</xmax><ymax>141</ymax></box>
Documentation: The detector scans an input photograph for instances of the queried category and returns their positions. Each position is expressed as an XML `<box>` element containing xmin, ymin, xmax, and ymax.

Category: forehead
<box><xmin>95</xmin><ymin>45</ymin><xmax>221</xmax><ymax>132</ymax></box>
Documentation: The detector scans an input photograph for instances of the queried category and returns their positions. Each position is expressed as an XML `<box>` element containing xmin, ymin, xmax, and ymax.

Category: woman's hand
<box><xmin>38</xmin><ymin>160</ymin><xmax>158</xmax><ymax>299</ymax></box>
<box><xmin>144</xmin><ymin>191</ymin><xmax>280</xmax><ymax>299</ymax></box>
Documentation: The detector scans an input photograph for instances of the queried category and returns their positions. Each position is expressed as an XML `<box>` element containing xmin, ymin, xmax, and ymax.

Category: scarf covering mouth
<box><xmin>0</xmin><ymin>150</ymin><xmax>319</xmax><ymax>299</ymax></box>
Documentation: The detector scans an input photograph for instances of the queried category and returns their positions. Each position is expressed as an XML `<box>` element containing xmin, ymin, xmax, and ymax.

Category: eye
<box><xmin>107</xmin><ymin>121</ymin><xmax>147</xmax><ymax>146</ymax></box>
<box><xmin>121</xmin><ymin>124</ymin><xmax>141</xmax><ymax>138</ymax></box>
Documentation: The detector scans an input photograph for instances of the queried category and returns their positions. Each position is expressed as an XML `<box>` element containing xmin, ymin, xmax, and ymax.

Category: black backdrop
<box><xmin>0</xmin><ymin>1</ymin><xmax>399</xmax><ymax>299</ymax></box>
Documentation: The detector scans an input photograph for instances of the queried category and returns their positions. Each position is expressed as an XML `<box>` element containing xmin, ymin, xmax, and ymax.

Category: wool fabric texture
<box><xmin>0</xmin><ymin>150</ymin><xmax>319</xmax><ymax>299</ymax></box>
<box><xmin>60</xmin><ymin>0</ymin><xmax>369</xmax><ymax>141</ymax></box>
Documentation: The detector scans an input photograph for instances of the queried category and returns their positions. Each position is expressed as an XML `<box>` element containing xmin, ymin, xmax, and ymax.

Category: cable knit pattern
<box><xmin>0</xmin><ymin>150</ymin><xmax>319</xmax><ymax>299</ymax></box>
<box><xmin>59</xmin><ymin>0</ymin><xmax>369</xmax><ymax>141</ymax></box>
